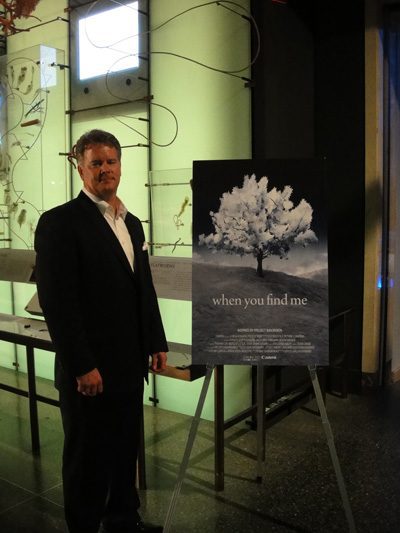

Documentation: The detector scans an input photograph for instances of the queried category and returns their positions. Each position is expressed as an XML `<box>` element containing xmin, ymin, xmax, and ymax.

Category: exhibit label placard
<box><xmin>149</xmin><ymin>256</ymin><xmax>191</xmax><ymax>301</ymax></box>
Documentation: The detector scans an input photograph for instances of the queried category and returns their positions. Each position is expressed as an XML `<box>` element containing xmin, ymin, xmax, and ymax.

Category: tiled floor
<box><xmin>0</xmin><ymin>367</ymin><xmax>400</xmax><ymax>532</ymax></box>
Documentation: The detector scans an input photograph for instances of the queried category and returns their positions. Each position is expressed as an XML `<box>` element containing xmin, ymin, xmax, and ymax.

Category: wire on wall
<box><xmin>83</xmin><ymin>0</ymin><xmax>260</xmax><ymax>81</ymax></box>
<box><xmin>69</xmin><ymin>0</ymin><xmax>259</xmax><ymax>149</ymax></box>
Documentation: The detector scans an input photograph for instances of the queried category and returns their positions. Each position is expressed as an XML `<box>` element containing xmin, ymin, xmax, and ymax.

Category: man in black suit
<box><xmin>34</xmin><ymin>129</ymin><xmax>168</xmax><ymax>533</ymax></box>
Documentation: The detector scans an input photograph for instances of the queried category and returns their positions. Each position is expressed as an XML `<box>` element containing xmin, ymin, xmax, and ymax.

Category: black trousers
<box><xmin>59</xmin><ymin>382</ymin><xmax>144</xmax><ymax>533</ymax></box>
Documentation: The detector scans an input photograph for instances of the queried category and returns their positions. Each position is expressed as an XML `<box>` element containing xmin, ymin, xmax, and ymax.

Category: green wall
<box><xmin>0</xmin><ymin>0</ymin><xmax>252</xmax><ymax>421</ymax></box>
<box><xmin>148</xmin><ymin>0</ymin><xmax>252</xmax><ymax>419</ymax></box>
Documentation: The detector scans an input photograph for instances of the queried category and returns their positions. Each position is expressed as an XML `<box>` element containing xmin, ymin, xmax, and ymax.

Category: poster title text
<box><xmin>212</xmin><ymin>293</ymin><xmax>308</xmax><ymax>309</ymax></box>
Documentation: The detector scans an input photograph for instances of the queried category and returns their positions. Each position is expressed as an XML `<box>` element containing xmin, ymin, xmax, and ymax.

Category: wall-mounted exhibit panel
<box><xmin>0</xmin><ymin>44</ymin><xmax>68</xmax><ymax>374</ymax></box>
<box><xmin>0</xmin><ymin>44</ymin><xmax>68</xmax><ymax>249</ymax></box>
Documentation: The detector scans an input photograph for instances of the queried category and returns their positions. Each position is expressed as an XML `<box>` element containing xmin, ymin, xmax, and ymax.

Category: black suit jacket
<box><xmin>34</xmin><ymin>191</ymin><xmax>168</xmax><ymax>390</ymax></box>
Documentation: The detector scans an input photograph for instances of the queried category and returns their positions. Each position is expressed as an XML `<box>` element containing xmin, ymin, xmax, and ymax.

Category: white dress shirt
<box><xmin>82</xmin><ymin>188</ymin><xmax>134</xmax><ymax>270</ymax></box>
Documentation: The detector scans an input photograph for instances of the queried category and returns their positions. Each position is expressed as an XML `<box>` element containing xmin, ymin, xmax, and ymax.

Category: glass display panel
<box><xmin>148</xmin><ymin>168</ymin><xmax>192</xmax><ymax>258</ymax></box>
<box><xmin>148</xmin><ymin>168</ymin><xmax>192</xmax><ymax>348</ymax></box>
<box><xmin>0</xmin><ymin>44</ymin><xmax>68</xmax><ymax>376</ymax></box>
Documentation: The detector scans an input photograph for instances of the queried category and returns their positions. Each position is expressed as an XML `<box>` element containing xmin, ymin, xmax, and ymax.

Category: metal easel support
<box><xmin>163</xmin><ymin>364</ymin><xmax>215</xmax><ymax>533</ymax></box>
<box><xmin>308</xmin><ymin>364</ymin><xmax>357</xmax><ymax>533</ymax></box>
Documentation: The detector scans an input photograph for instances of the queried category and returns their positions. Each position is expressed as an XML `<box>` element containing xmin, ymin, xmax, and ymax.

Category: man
<box><xmin>35</xmin><ymin>129</ymin><xmax>168</xmax><ymax>533</ymax></box>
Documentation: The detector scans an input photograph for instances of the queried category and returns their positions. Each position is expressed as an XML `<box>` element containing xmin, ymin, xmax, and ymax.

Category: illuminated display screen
<box><xmin>78</xmin><ymin>1</ymin><xmax>139</xmax><ymax>80</ymax></box>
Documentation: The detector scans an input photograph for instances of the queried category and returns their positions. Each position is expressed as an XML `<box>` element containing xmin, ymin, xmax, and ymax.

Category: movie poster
<box><xmin>192</xmin><ymin>159</ymin><xmax>328</xmax><ymax>365</ymax></box>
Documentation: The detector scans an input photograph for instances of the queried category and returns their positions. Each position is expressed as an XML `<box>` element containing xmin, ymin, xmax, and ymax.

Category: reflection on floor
<box><xmin>0</xmin><ymin>366</ymin><xmax>400</xmax><ymax>532</ymax></box>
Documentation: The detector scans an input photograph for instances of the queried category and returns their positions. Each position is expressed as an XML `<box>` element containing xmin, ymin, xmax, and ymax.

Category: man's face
<box><xmin>78</xmin><ymin>143</ymin><xmax>121</xmax><ymax>202</ymax></box>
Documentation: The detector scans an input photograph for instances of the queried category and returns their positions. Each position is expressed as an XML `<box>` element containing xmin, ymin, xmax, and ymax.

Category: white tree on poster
<box><xmin>199</xmin><ymin>175</ymin><xmax>318</xmax><ymax>276</ymax></box>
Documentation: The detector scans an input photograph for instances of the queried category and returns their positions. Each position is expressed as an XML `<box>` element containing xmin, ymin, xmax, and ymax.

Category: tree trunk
<box><xmin>256</xmin><ymin>253</ymin><xmax>264</xmax><ymax>277</ymax></box>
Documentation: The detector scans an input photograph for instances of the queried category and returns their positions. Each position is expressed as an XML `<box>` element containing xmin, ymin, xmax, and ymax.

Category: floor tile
<box><xmin>0</xmin><ymin>495</ymin><xmax>67</xmax><ymax>533</ymax></box>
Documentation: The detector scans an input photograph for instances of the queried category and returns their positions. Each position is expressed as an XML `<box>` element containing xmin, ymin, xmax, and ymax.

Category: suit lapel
<box><xmin>76</xmin><ymin>191</ymin><xmax>135</xmax><ymax>278</ymax></box>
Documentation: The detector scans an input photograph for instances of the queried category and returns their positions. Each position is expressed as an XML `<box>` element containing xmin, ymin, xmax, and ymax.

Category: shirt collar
<box><xmin>82</xmin><ymin>188</ymin><xmax>128</xmax><ymax>220</ymax></box>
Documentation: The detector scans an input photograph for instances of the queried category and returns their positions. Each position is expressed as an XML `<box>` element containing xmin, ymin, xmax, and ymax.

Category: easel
<box><xmin>163</xmin><ymin>363</ymin><xmax>357</xmax><ymax>533</ymax></box>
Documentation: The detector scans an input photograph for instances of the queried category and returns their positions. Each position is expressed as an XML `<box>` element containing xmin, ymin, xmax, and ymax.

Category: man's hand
<box><xmin>76</xmin><ymin>368</ymin><xmax>103</xmax><ymax>396</ymax></box>
<box><xmin>151</xmin><ymin>352</ymin><xmax>167</xmax><ymax>372</ymax></box>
